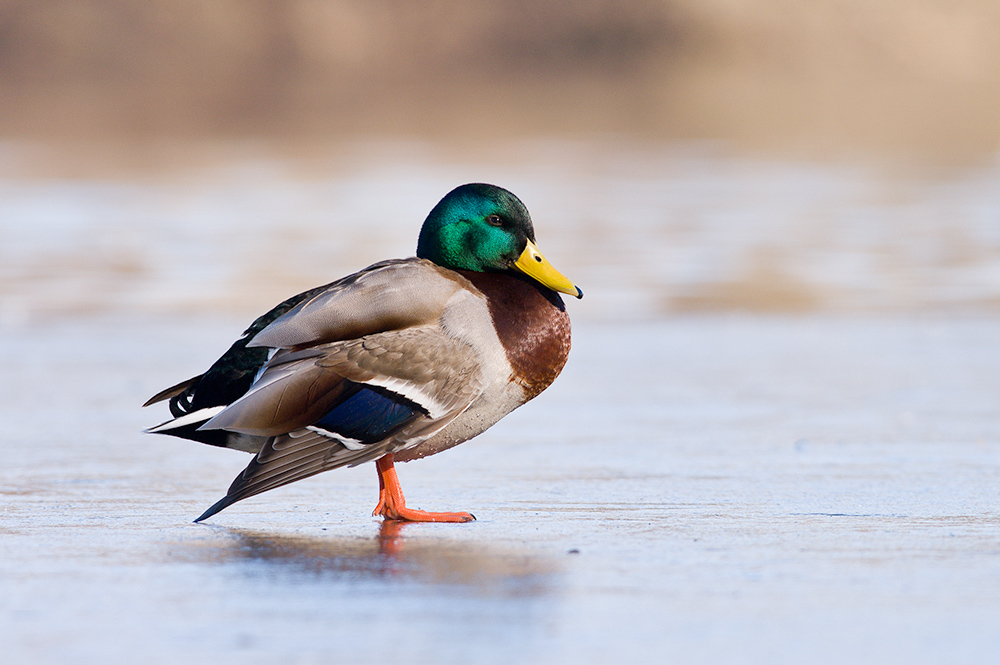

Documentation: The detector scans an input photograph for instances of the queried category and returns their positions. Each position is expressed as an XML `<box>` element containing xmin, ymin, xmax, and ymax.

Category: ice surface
<box><xmin>2</xmin><ymin>315</ymin><xmax>998</xmax><ymax>665</ymax></box>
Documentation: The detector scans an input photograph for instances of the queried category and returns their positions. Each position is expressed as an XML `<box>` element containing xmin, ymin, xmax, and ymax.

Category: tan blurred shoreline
<box><xmin>2</xmin><ymin>0</ymin><xmax>999</xmax><ymax>167</ymax></box>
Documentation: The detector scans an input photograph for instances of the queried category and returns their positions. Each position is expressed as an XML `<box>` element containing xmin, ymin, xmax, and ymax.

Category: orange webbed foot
<box><xmin>376</xmin><ymin>504</ymin><xmax>476</xmax><ymax>523</ymax></box>
<box><xmin>374</xmin><ymin>454</ymin><xmax>476</xmax><ymax>523</ymax></box>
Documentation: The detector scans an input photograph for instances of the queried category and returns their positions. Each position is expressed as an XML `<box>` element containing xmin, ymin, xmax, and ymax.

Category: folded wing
<box><xmin>193</xmin><ymin>276</ymin><xmax>487</xmax><ymax>520</ymax></box>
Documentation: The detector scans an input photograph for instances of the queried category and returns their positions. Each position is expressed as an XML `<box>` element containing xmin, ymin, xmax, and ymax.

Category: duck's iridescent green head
<box><xmin>418</xmin><ymin>183</ymin><xmax>582</xmax><ymax>299</ymax></box>
<box><xmin>418</xmin><ymin>183</ymin><xmax>534</xmax><ymax>272</ymax></box>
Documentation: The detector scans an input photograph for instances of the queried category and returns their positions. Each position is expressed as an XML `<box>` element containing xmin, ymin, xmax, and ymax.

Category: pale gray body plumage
<box><xmin>183</xmin><ymin>258</ymin><xmax>529</xmax><ymax>495</ymax></box>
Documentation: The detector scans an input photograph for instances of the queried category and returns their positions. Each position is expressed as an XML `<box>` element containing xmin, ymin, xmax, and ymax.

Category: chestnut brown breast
<box><xmin>458</xmin><ymin>270</ymin><xmax>572</xmax><ymax>400</ymax></box>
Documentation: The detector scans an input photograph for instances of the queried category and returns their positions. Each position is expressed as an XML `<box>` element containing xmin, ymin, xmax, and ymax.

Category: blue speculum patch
<box><xmin>312</xmin><ymin>384</ymin><xmax>422</xmax><ymax>444</ymax></box>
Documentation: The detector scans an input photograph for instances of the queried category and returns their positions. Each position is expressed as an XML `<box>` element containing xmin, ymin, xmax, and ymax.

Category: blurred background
<box><xmin>1</xmin><ymin>0</ymin><xmax>1000</xmax><ymax>324</ymax></box>
<box><xmin>0</xmin><ymin>0</ymin><xmax>1000</xmax><ymax>324</ymax></box>
<box><xmin>2</xmin><ymin>0</ymin><xmax>999</xmax><ymax>159</ymax></box>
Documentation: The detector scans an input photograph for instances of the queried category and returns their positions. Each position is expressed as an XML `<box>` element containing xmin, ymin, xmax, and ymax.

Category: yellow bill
<box><xmin>513</xmin><ymin>240</ymin><xmax>583</xmax><ymax>299</ymax></box>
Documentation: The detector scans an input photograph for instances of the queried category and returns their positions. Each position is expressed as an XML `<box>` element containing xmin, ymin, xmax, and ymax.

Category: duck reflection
<box><xmin>204</xmin><ymin>520</ymin><xmax>558</xmax><ymax>596</ymax></box>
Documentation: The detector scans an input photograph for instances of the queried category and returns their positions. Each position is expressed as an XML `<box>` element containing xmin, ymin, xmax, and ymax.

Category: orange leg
<box><xmin>373</xmin><ymin>453</ymin><xmax>475</xmax><ymax>523</ymax></box>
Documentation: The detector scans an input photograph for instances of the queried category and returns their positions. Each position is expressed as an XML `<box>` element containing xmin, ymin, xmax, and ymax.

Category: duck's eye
<box><xmin>486</xmin><ymin>215</ymin><xmax>503</xmax><ymax>227</ymax></box>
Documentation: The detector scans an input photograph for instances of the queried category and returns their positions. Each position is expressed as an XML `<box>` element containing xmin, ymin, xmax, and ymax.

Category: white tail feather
<box><xmin>145</xmin><ymin>406</ymin><xmax>226</xmax><ymax>434</ymax></box>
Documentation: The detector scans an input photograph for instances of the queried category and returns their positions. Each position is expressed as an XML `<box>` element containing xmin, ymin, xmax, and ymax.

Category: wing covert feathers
<box><xmin>248</xmin><ymin>259</ymin><xmax>468</xmax><ymax>350</ymax></box>
<box><xmin>201</xmin><ymin>325</ymin><xmax>483</xmax><ymax>436</ymax></box>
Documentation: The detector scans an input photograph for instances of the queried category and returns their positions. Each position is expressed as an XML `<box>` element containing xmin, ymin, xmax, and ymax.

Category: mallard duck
<box><xmin>145</xmin><ymin>183</ymin><xmax>582</xmax><ymax>523</ymax></box>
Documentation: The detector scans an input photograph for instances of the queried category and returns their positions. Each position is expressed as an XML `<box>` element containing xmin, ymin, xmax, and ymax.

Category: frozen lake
<box><xmin>1</xmin><ymin>143</ymin><xmax>999</xmax><ymax>663</ymax></box>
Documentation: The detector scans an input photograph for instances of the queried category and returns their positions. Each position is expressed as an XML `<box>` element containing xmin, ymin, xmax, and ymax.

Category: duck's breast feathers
<box><xmin>248</xmin><ymin>258</ymin><xmax>473</xmax><ymax>350</ymax></box>
<box><xmin>458</xmin><ymin>270</ymin><xmax>572</xmax><ymax>400</ymax></box>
